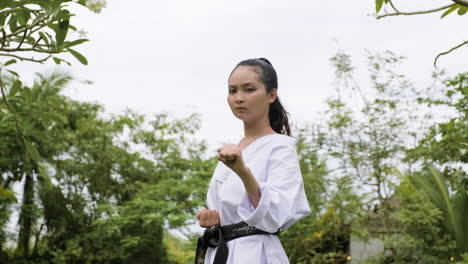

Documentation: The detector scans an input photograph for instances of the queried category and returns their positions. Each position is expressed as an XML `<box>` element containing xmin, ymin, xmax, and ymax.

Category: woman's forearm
<box><xmin>237</xmin><ymin>166</ymin><xmax>261</xmax><ymax>208</ymax></box>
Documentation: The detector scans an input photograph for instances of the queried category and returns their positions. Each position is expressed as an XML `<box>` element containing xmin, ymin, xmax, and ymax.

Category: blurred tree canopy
<box><xmin>0</xmin><ymin>0</ymin><xmax>107</xmax><ymax>197</ymax></box>
<box><xmin>0</xmin><ymin>72</ymin><xmax>215</xmax><ymax>263</ymax></box>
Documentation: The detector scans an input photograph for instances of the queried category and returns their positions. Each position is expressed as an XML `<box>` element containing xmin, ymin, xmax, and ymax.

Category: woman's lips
<box><xmin>235</xmin><ymin>107</ymin><xmax>247</xmax><ymax>111</ymax></box>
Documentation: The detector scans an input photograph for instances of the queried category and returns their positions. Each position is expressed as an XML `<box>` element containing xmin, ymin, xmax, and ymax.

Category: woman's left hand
<box><xmin>217</xmin><ymin>144</ymin><xmax>248</xmax><ymax>177</ymax></box>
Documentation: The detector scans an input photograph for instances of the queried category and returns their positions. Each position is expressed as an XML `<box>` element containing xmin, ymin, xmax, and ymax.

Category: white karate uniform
<box><xmin>204</xmin><ymin>134</ymin><xmax>311</xmax><ymax>264</ymax></box>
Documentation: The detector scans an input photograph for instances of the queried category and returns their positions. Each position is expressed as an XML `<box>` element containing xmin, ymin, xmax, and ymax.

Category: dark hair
<box><xmin>230</xmin><ymin>58</ymin><xmax>291</xmax><ymax>136</ymax></box>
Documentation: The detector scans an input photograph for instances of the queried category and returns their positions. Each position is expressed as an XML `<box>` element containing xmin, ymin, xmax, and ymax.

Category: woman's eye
<box><xmin>229</xmin><ymin>89</ymin><xmax>236</xmax><ymax>94</ymax></box>
<box><xmin>246</xmin><ymin>88</ymin><xmax>255</xmax><ymax>92</ymax></box>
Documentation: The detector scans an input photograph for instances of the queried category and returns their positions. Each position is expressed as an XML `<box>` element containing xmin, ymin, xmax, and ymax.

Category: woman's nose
<box><xmin>235</xmin><ymin>92</ymin><xmax>244</xmax><ymax>103</ymax></box>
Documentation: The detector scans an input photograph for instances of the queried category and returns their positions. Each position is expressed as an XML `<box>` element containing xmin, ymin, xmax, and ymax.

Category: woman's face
<box><xmin>227</xmin><ymin>66</ymin><xmax>277</xmax><ymax>123</ymax></box>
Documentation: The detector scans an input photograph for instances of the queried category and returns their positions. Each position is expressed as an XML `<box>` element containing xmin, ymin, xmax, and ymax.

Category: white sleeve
<box><xmin>236</xmin><ymin>144</ymin><xmax>311</xmax><ymax>233</ymax></box>
<box><xmin>206</xmin><ymin>163</ymin><xmax>221</xmax><ymax>210</ymax></box>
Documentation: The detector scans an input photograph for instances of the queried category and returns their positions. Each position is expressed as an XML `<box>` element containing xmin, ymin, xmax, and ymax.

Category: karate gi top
<box><xmin>204</xmin><ymin>134</ymin><xmax>311</xmax><ymax>264</ymax></box>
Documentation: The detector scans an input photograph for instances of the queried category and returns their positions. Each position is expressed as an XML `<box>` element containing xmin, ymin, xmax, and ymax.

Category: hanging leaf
<box><xmin>8</xmin><ymin>14</ymin><xmax>18</xmax><ymax>32</ymax></box>
<box><xmin>4</xmin><ymin>59</ymin><xmax>17</xmax><ymax>67</ymax></box>
<box><xmin>6</xmin><ymin>70</ymin><xmax>19</xmax><ymax>77</ymax></box>
<box><xmin>9</xmin><ymin>79</ymin><xmax>22</xmax><ymax>96</ymax></box>
<box><xmin>375</xmin><ymin>0</ymin><xmax>384</xmax><ymax>13</ymax></box>
<box><xmin>458</xmin><ymin>6</ymin><xmax>468</xmax><ymax>16</ymax></box>
<box><xmin>63</xmin><ymin>39</ymin><xmax>89</xmax><ymax>49</ymax></box>
<box><xmin>68</xmin><ymin>48</ymin><xmax>88</xmax><ymax>65</ymax></box>
<box><xmin>55</xmin><ymin>19</ymin><xmax>69</xmax><ymax>48</ymax></box>
<box><xmin>53</xmin><ymin>57</ymin><xmax>62</xmax><ymax>65</ymax></box>
<box><xmin>15</xmin><ymin>9</ymin><xmax>30</xmax><ymax>26</ymax></box>
<box><xmin>441</xmin><ymin>5</ymin><xmax>460</xmax><ymax>18</ymax></box>
<box><xmin>22</xmin><ymin>87</ymin><xmax>33</xmax><ymax>105</ymax></box>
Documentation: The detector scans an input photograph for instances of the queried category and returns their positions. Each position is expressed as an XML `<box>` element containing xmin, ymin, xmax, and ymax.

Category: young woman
<box><xmin>195</xmin><ymin>58</ymin><xmax>311</xmax><ymax>264</ymax></box>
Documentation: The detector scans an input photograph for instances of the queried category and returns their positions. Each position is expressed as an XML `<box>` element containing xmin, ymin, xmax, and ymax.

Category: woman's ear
<box><xmin>268</xmin><ymin>88</ymin><xmax>278</xmax><ymax>103</ymax></box>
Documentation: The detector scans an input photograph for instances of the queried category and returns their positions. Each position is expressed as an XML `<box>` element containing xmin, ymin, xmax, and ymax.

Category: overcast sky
<box><xmin>14</xmin><ymin>0</ymin><xmax>468</xmax><ymax>153</ymax></box>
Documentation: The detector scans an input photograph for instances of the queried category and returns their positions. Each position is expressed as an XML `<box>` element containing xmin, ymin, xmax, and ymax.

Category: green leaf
<box><xmin>6</xmin><ymin>70</ymin><xmax>19</xmax><ymax>77</ymax></box>
<box><xmin>0</xmin><ymin>186</ymin><xmax>17</xmax><ymax>202</ymax></box>
<box><xmin>68</xmin><ymin>48</ymin><xmax>88</xmax><ymax>65</ymax></box>
<box><xmin>22</xmin><ymin>87</ymin><xmax>32</xmax><ymax>105</ymax></box>
<box><xmin>9</xmin><ymin>79</ymin><xmax>22</xmax><ymax>96</ymax></box>
<box><xmin>8</xmin><ymin>14</ymin><xmax>18</xmax><ymax>32</ymax></box>
<box><xmin>24</xmin><ymin>139</ymin><xmax>40</xmax><ymax>162</ymax></box>
<box><xmin>458</xmin><ymin>6</ymin><xmax>467</xmax><ymax>15</ymax></box>
<box><xmin>55</xmin><ymin>19</ymin><xmax>69</xmax><ymax>48</ymax></box>
<box><xmin>38</xmin><ymin>32</ymin><xmax>50</xmax><ymax>46</ymax></box>
<box><xmin>25</xmin><ymin>36</ymin><xmax>36</xmax><ymax>44</ymax></box>
<box><xmin>59</xmin><ymin>58</ymin><xmax>72</xmax><ymax>66</ymax></box>
<box><xmin>55</xmin><ymin>9</ymin><xmax>71</xmax><ymax>20</ymax></box>
<box><xmin>63</xmin><ymin>39</ymin><xmax>89</xmax><ymax>49</ymax></box>
<box><xmin>15</xmin><ymin>10</ymin><xmax>30</xmax><ymax>26</ymax></box>
<box><xmin>442</xmin><ymin>5</ymin><xmax>460</xmax><ymax>18</ymax></box>
<box><xmin>53</xmin><ymin>57</ymin><xmax>61</xmax><ymax>65</ymax></box>
<box><xmin>462</xmin><ymin>85</ymin><xmax>468</xmax><ymax>96</ymax></box>
<box><xmin>4</xmin><ymin>59</ymin><xmax>17</xmax><ymax>67</ymax></box>
<box><xmin>375</xmin><ymin>0</ymin><xmax>384</xmax><ymax>13</ymax></box>
<box><xmin>0</xmin><ymin>14</ymin><xmax>7</xmax><ymax>26</ymax></box>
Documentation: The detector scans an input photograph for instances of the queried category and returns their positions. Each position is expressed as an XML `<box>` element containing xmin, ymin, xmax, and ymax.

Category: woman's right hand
<box><xmin>196</xmin><ymin>208</ymin><xmax>220</xmax><ymax>228</ymax></box>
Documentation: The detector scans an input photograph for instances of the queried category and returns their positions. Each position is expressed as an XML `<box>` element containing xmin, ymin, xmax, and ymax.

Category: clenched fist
<box><xmin>196</xmin><ymin>209</ymin><xmax>220</xmax><ymax>228</ymax></box>
<box><xmin>217</xmin><ymin>144</ymin><xmax>248</xmax><ymax>176</ymax></box>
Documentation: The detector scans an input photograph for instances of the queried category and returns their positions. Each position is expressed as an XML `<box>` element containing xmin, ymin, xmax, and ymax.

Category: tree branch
<box><xmin>4</xmin><ymin>11</ymin><xmax>51</xmax><ymax>40</ymax></box>
<box><xmin>33</xmin><ymin>36</ymin><xmax>43</xmax><ymax>49</ymax></box>
<box><xmin>434</xmin><ymin>40</ymin><xmax>468</xmax><ymax>67</ymax></box>
<box><xmin>388</xmin><ymin>0</ymin><xmax>400</xmax><ymax>13</ymax></box>
<box><xmin>17</xmin><ymin>30</ymin><xmax>28</xmax><ymax>49</ymax></box>
<box><xmin>1</xmin><ymin>29</ymin><xmax>6</xmax><ymax>48</ymax></box>
<box><xmin>0</xmin><ymin>48</ymin><xmax>59</xmax><ymax>54</ymax></box>
<box><xmin>377</xmin><ymin>3</ymin><xmax>455</xmax><ymax>19</ymax></box>
<box><xmin>0</xmin><ymin>53</ymin><xmax>51</xmax><ymax>63</ymax></box>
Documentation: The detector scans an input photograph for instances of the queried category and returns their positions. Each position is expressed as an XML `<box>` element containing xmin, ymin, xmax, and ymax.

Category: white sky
<box><xmin>12</xmin><ymin>0</ymin><xmax>468</xmax><ymax>153</ymax></box>
<box><xmin>6</xmin><ymin>0</ymin><xmax>467</xmax><ymax>239</ymax></box>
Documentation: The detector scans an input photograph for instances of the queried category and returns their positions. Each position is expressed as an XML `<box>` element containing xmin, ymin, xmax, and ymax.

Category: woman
<box><xmin>196</xmin><ymin>58</ymin><xmax>311</xmax><ymax>264</ymax></box>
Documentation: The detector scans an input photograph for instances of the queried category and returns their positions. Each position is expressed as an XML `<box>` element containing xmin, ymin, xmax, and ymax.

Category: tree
<box><xmin>0</xmin><ymin>0</ymin><xmax>107</xmax><ymax>65</ymax></box>
<box><xmin>0</xmin><ymin>1</ymin><xmax>107</xmax><ymax>203</ymax></box>
<box><xmin>405</xmin><ymin>72</ymin><xmax>467</xmax><ymax>189</ymax></box>
<box><xmin>374</xmin><ymin>0</ymin><xmax>468</xmax><ymax>66</ymax></box>
<box><xmin>0</xmin><ymin>71</ymin><xmax>214</xmax><ymax>263</ymax></box>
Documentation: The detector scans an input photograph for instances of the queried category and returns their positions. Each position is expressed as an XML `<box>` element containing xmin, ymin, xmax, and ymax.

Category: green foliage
<box><xmin>411</xmin><ymin>167</ymin><xmax>468</xmax><ymax>256</ymax></box>
<box><xmin>378</xmin><ymin>174</ymin><xmax>457</xmax><ymax>262</ymax></box>
<box><xmin>164</xmin><ymin>233</ymin><xmax>193</xmax><ymax>264</ymax></box>
<box><xmin>281</xmin><ymin>51</ymin><xmax>467</xmax><ymax>263</ymax></box>
<box><xmin>0</xmin><ymin>0</ymin><xmax>102</xmax><ymax>65</ymax></box>
<box><xmin>0</xmin><ymin>72</ymin><xmax>213</xmax><ymax>263</ymax></box>
<box><xmin>281</xmin><ymin>126</ymin><xmax>363</xmax><ymax>263</ymax></box>
<box><xmin>406</xmin><ymin>72</ymin><xmax>467</xmax><ymax>189</ymax></box>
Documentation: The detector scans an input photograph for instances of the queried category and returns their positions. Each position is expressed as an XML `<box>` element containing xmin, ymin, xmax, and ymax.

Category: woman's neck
<box><xmin>242</xmin><ymin>119</ymin><xmax>276</xmax><ymax>140</ymax></box>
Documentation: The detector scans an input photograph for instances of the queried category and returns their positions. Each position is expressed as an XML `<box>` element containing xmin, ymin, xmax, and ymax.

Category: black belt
<box><xmin>194</xmin><ymin>222</ymin><xmax>279</xmax><ymax>264</ymax></box>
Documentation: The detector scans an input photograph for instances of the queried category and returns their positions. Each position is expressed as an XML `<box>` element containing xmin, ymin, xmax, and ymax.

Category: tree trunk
<box><xmin>16</xmin><ymin>173</ymin><xmax>36</xmax><ymax>258</ymax></box>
